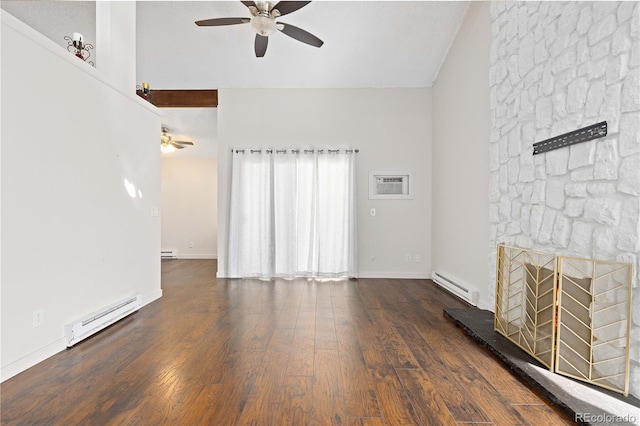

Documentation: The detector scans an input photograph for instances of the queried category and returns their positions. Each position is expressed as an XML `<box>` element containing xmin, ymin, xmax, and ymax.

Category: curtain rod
<box><xmin>232</xmin><ymin>149</ymin><xmax>359</xmax><ymax>154</ymax></box>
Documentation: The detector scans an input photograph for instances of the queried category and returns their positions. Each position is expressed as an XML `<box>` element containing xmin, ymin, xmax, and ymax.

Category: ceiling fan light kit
<box><xmin>195</xmin><ymin>1</ymin><xmax>323</xmax><ymax>57</ymax></box>
<box><xmin>251</xmin><ymin>13</ymin><xmax>278</xmax><ymax>36</ymax></box>
<box><xmin>161</xmin><ymin>127</ymin><xmax>194</xmax><ymax>154</ymax></box>
<box><xmin>161</xmin><ymin>143</ymin><xmax>176</xmax><ymax>154</ymax></box>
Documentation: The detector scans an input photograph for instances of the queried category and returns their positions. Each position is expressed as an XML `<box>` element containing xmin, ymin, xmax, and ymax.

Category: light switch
<box><xmin>370</xmin><ymin>208</ymin><xmax>376</xmax><ymax>217</ymax></box>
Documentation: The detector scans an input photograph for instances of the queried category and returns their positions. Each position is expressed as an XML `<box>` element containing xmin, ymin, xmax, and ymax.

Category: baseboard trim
<box><xmin>357</xmin><ymin>271</ymin><xmax>431</xmax><ymax>279</ymax></box>
<box><xmin>176</xmin><ymin>254</ymin><xmax>217</xmax><ymax>260</ymax></box>
<box><xmin>141</xmin><ymin>289</ymin><xmax>163</xmax><ymax>307</ymax></box>
<box><xmin>0</xmin><ymin>288</ymin><xmax>162</xmax><ymax>383</ymax></box>
<box><xmin>216</xmin><ymin>271</ymin><xmax>431</xmax><ymax>280</ymax></box>
<box><xmin>0</xmin><ymin>338</ymin><xmax>67</xmax><ymax>383</ymax></box>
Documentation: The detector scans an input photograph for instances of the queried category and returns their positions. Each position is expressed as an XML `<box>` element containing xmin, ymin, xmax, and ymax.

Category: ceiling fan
<box><xmin>161</xmin><ymin>127</ymin><xmax>194</xmax><ymax>153</ymax></box>
<box><xmin>195</xmin><ymin>1</ymin><xmax>323</xmax><ymax>57</ymax></box>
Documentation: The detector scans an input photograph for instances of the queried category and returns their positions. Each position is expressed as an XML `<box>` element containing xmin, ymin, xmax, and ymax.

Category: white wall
<box><xmin>1</xmin><ymin>11</ymin><xmax>161</xmax><ymax>381</ymax></box>
<box><xmin>161</xmin><ymin>158</ymin><xmax>218</xmax><ymax>259</ymax></box>
<box><xmin>217</xmin><ymin>88</ymin><xmax>432</xmax><ymax>279</ymax></box>
<box><xmin>96</xmin><ymin>1</ymin><xmax>136</xmax><ymax>94</ymax></box>
<box><xmin>432</xmin><ymin>2</ymin><xmax>492</xmax><ymax>310</ymax></box>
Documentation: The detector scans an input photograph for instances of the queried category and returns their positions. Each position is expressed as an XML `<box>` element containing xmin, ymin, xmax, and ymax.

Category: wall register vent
<box><xmin>161</xmin><ymin>250</ymin><xmax>178</xmax><ymax>259</ymax></box>
<box><xmin>433</xmin><ymin>271</ymin><xmax>479</xmax><ymax>306</ymax></box>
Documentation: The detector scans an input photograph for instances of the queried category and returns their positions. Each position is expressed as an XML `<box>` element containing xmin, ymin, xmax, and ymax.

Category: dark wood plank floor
<box><xmin>1</xmin><ymin>260</ymin><xmax>572</xmax><ymax>425</ymax></box>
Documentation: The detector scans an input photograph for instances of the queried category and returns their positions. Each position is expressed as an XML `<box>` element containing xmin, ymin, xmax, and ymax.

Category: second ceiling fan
<box><xmin>195</xmin><ymin>1</ymin><xmax>323</xmax><ymax>57</ymax></box>
<box><xmin>161</xmin><ymin>127</ymin><xmax>194</xmax><ymax>153</ymax></box>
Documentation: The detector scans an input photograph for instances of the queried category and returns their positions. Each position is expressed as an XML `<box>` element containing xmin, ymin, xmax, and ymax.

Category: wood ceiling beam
<box><xmin>136</xmin><ymin>89</ymin><xmax>218</xmax><ymax>108</ymax></box>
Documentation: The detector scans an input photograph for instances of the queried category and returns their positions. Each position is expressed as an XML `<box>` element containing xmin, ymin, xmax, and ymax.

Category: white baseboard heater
<box><xmin>432</xmin><ymin>271</ymin><xmax>479</xmax><ymax>306</ymax></box>
<box><xmin>161</xmin><ymin>249</ymin><xmax>178</xmax><ymax>259</ymax></box>
<box><xmin>64</xmin><ymin>295</ymin><xmax>141</xmax><ymax>347</ymax></box>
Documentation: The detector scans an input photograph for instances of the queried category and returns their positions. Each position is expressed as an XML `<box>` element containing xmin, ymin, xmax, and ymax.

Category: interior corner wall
<box><xmin>161</xmin><ymin>157</ymin><xmax>218</xmax><ymax>259</ymax></box>
<box><xmin>432</xmin><ymin>2</ymin><xmax>492</xmax><ymax>310</ymax></box>
<box><xmin>217</xmin><ymin>88</ymin><xmax>432</xmax><ymax>279</ymax></box>
<box><xmin>1</xmin><ymin>11</ymin><xmax>161</xmax><ymax>381</ymax></box>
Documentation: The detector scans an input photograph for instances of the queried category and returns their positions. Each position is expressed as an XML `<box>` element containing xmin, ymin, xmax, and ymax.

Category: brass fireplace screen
<box><xmin>495</xmin><ymin>244</ymin><xmax>633</xmax><ymax>396</ymax></box>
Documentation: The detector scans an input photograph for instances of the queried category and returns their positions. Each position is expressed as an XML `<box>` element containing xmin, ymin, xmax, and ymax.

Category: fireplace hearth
<box><xmin>444</xmin><ymin>308</ymin><xmax>640</xmax><ymax>425</ymax></box>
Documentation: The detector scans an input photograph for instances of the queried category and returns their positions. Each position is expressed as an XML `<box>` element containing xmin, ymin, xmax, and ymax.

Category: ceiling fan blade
<box><xmin>255</xmin><ymin>34</ymin><xmax>268</xmax><ymax>57</ymax></box>
<box><xmin>170</xmin><ymin>142</ymin><xmax>185</xmax><ymax>149</ymax></box>
<box><xmin>174</xmin><ymin>141</ymin><xmax>194</xmax><ymax>146</ymax></box>
<box><xmin>278</xmin><ymin>22</ymin><xmax>323</xmax><ymax>47</ymax></box>
<box><xmin>272</xmin><ymin>1</ymin><xmax>311</xmax><ymax>16</ymax></box>
<box><xmin>195</xmin><ymin>17</ymin><xmax>250</xmax><ymax>26</ymax></box>
<box><xmin>240</xmin><ymin>1</ymin><xmax>256</xmax><ymax>8</ymax></box>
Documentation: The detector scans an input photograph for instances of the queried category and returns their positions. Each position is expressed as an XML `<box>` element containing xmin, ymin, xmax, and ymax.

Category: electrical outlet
<box><xmin>415</xmin><ymin>254</ymin><xmax>421</xmax><ymax>263</ymax></box>
<box><xmin>405</xmin><ymin>254</ymin><xmax>412</xmax><ymax>263</ymax></box>
<box><xmin>33</xmin><ymin>309</ymin><xmax>44</xmax><ymax>328</ymax></box>
<box><xmin>189</xmin><ymin>241</ymin><xmax>194</xmax><ymax>248</ymax></box>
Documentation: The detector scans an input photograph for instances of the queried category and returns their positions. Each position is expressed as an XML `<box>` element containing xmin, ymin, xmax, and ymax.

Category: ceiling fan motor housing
<box><xmin>195</xmin><ymin>1</ymin><xmax>321</xmax><ymax>57</ymax></box>
<box><xmin>250</xmin><ymin>13</ymin><xmax>277</xmax><ymax>36</ymax></box>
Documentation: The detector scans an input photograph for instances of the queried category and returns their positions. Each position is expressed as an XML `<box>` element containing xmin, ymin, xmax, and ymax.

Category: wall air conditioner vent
<box><xmin>376</xmin><ymin>177</ymin><xmax>404</xmax><ymax>194</ymax></box>
<box><xmin>369</xmin><ymin>172</ymin><xmax>413</xmax><ymax>199</ymax></box>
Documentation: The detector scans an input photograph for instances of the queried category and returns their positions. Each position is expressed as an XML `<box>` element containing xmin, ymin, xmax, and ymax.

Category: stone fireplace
<box><xmin>488</xmin><ymin>1</ymin><xmax>640</xmax><ymax>398</ymax></box>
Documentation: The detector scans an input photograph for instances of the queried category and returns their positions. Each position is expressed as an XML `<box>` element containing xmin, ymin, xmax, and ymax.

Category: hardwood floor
<box><xmin>1</xmin><ymin>260</ymin><xmax>572</xmax><ymax>425</ymax></box>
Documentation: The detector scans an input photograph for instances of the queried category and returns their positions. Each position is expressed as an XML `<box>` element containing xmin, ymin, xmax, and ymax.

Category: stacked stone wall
<box><xmin>488</xmin><ymin>1</ymin><xmax>640</xmax><ymax>397</ymax></box>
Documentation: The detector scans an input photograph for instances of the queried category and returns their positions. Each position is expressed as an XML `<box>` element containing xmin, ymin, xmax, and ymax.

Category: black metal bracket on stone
<box><xmin>532</xmin><ymin>121</ymin><xmax>607</xmax><ymax>155</ymax></box>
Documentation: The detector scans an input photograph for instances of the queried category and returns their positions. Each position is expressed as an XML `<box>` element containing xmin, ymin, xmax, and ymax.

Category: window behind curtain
<box><xmin>228</xmin><ymin>149</ymin><xmax>357</xmax><ymax>279</ymax></box>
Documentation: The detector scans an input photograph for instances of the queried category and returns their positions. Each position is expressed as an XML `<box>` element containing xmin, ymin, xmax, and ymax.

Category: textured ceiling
<box><xmin>160</xmin><ymin>108</ymin><xmax>217</xmax><ymax>158</ymax></box>
<box><xmin>136</xmin><ymin>1</ymin><xmax>470</xmax><ymax>89</ymax></box>
<box><xmin>2</xmin><ymin>1</ymin><xmax>470</xmax><ymax>157</ymax></box>
<box><xmin>138</xmin><ymin>1</ymin><xmax>470</xmax><ymax>157</ymax></box>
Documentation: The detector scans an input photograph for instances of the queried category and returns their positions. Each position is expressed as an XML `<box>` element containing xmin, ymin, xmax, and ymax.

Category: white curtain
<box><xmin>228</xmin><ymin>149</ymin><xmax>357</xmax><ymax>279</ymax></box>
